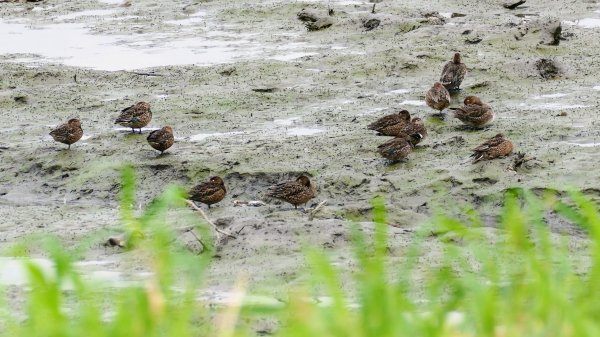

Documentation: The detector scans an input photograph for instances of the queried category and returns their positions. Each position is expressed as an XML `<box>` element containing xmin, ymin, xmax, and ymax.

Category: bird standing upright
<box><xmin>440</xmin><ymin>52</ymin><xmax>467</xmax><ymax>91</ymax></box>
<box><xmin>49</xmin><ymin>118</ymin><xmax>83</xmax><ymax>149</ymax></box>
<box><xmin>114</xmin><ymin>102</ymin><xmax>152</xmax><ymax>134</ymax></box>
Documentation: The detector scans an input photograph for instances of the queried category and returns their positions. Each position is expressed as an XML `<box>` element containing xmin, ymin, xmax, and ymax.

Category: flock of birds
<box><xmin>372</xmin><ymin>52</ymin><xmax>513</xmax><ymax>163</ymax></box>
<box><xmin>47</xmin><ymin>52</ymin><xmax>512</xmax><ymax>211</ymax></box>
<box><xmin>48</xmin><ymin>101</ymin><xmax>317</xmax><ymax>210</ymax></box>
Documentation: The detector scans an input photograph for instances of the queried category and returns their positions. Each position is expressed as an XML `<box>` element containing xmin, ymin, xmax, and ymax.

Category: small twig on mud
<box><xmin>503</xmin><ymin>0</ymin><xmax>526</xmax><ymax>10</ymax></box>
<box><xmin>185</xmin><ymin>200</ymin><xmax>237</xmax><ymax>240</ymax></box>
<box><xmin>175</xmin><ymin>226</ymin><xmax>207</xmax><ymax>253</ymax></box>
<box><xmin>128</xmin><ymin>71</ymin><xmax>165</xmax><ymax>77</ymax></box>
<box><xmin>308</xmin><ymin>200</ymin><xmax>328</xmax><ymax>221</ymax></box>
<box><xmin>236</xmin><ymin>225</ymin><xmax>247</xmax><ymax>235</ymax></box>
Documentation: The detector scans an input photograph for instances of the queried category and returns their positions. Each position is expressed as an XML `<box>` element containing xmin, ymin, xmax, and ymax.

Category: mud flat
<box><xmin>0</xmin><ymin>0</ymin><xmax>599</xmax><ymax>295</ymax></box>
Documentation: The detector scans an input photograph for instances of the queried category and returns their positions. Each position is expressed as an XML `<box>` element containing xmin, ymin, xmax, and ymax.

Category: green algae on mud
<box><xmin>0</xmin><ymin>0</ymin><xmax>599</xmax><ymax>297</ymax></box>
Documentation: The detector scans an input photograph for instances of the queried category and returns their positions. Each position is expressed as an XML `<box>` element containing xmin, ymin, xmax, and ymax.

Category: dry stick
<box><xmin>308</xmin><ymin>200</ymin><xmax>328</xmax><ymax>221</ymax></box>
<box><xmin>128</xmin><ymin>71</ymin><xmax>165</xmax><ymax>77</ymax></box>
<box><xmin>185</xmin><ymin>200</ymin><xmax>237</xmax><ymax>239</ymax></box>
<box><xmin>176</xmin><ymin>226</ymin><xmax>207</xmax><ymax>252</ymax></box>
<box><xmin>503</xmin><ymin>0</ymin><xmax>526</xmax><ymax>10</ymax></box>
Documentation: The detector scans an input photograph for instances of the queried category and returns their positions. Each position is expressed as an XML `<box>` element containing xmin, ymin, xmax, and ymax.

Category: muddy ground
<box><xmin>0</xmin><ymin>0</ymin><xmax>599</xmax><ymax>301</ymax></box>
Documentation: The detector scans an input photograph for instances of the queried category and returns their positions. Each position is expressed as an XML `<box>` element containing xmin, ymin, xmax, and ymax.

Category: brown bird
<box><xmin>114</xmin><ymin>102</ymin><xmax>152</xmax><ymax>134</ymax></box>
<box><xmin>189</xmin><ymin>176</ymin><xmax>227</xmax><ymax>208</ymax></box>
<box><xmin>367</xmin><ymin>109</ymin><xmax>411</xmax><ymax>136</ymax></box>
<box><xmin>452</xmin><ymin>96</ymin><xmax>495</xmax><ymax>128</ymax></box>
<box><xmin>400</xmin><ymin>117</ymin><xmax>427</xmax><ymax>144</ymax></box>
<box><xmin>146</xmin><ymin>126</ymin><xmax>174</xmax><ymax>154</ymax></box>
<box><xmin>377</xmin><ymin>133</ymin><xmax>422</xmax><ymax>162</ymax></box>
<box><xmin>440</xmin><ymin>52</ymin><xmax>467</xmax><ymax>91</ymax></box>
<box><xmin>425</xmin><ymin>82</ymin><xmax>451</xmax><ymax>114</ymax></box>
<box><xmin>49</xmin><ymin>118</ymin><xmax>83</xmax><ymax>149</ymax></box>
<box><xmin>471</xmin><ymin>134</ymin><xmax>513</xmax><ymax>163</ymax></box>
<box><xmin>267</xmin><ymin>175</ymin><xmax>316</xmax><ymax>210</ymax></box>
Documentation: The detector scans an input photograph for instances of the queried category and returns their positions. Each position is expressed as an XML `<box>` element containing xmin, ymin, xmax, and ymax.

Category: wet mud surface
<box><xmin>0</xmin><ymin>0</ymin><xmax>599</xmax><ymax>295</ymax></box>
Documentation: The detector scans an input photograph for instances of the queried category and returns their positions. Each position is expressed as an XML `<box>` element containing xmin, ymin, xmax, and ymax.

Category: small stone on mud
<box><xmin>215</xmin><ymin>217</ymin><xmax>234</xmax><ymax>227</ymax></box>
<box><xmin>305</xmin><ymin>17</ymin><xmax>334</xmax><ymax>31</ymax></box>
<box><xmin>13</xmin><ymin>96</ymin><xmax>28</xmax><ymax>104</ymax></box>
<box><xmin>252</xmin><ymin>87</ymin><xmax>278</xmax><ymax>93</ymax></box>
<box><xmin>104</xmin><ymin>237</ymin><xmax>125</xmax><ymax>248</ymax></box>
<box><xmin>363</xmin><ymin>18</ymin><xmax>380</xmax><ymax>31</ymax></box>
<box><xmin>465</xmin><ymin>37</ymin><xmax>482</xmax><ymax>44</ymax></box>
<box><xmin>219</xmin><ymin>67</ymin><xmax>237</xmax><ymax>76</ymax></box>
<box><xmin>297</xmin><ymin>8</ymin><xmax>321</xmax><ymax>22</ymax></box>
<box><xmin>535</xmin><ymin>59</ymin><xmax>562</xmax><ymax>80</ymax></box>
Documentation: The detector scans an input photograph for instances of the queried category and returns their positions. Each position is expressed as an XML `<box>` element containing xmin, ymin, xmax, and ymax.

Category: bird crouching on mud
<box><xmin>147</xmin><ymin>126</ymin><xmax>174</xmax><ymax>154</ymax></box>
<box><xmin>367</xmin><ymin>109</ymin><xmax>411</xmax><ymax>136</ymax></box>
<box><xmin>452</xmin><ymin>96</ymin><xmax>495</xmax><ymax>128</ymax></box>
<box><xmin>399</xmin><ymin>117</ymin><xmax>427</xmax><ymax>144</ymax></box>
<box><xmin>49</xmin><ymin>118</ymin><xmax>83</xmax><ymax>149</ymax></box>
<box><xmin>440</xmin><ymin>52</ymin><xmax>467</xmax><ymax>91</ymax></box>
<box><xmin>189</xmin><ymin>176</ymin><xmax>227</xmax><ymax>208</ymax></box>
<box><xmin>471</xmin><ymin>133</ymin><xmax>513</xmax><ymax>163</ymax></box>
<box><xmin>114</xmin><ymin>102</ymin><xmax>152</xmax><ymax>134</ymax></box>
<box><xmin>425</xmin><ymin>82</ymin><xmax>451</xmax><ymax>115</ymax></box>
<box><xmin>377</xmin><ymin>133</ymin><xmax>423</xmax><ymax>162</ymax></box>
<box><xmin>266</xmin><ymin>175</ymin><xmax>316</xmax><ymax>210</ymax></box>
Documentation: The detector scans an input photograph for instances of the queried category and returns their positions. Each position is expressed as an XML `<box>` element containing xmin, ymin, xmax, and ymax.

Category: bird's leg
<box><xmin>131</xmin><ymin>127</ymin><xmax>135</xmax><ymax>133</ymax></box>
<box><xmin>68</xmin><ymin>144</ymin><xmax>71</xmax><ymax>150</ymax></box>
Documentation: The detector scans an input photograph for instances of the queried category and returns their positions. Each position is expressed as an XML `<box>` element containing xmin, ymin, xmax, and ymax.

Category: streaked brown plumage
<box><xmin>400</xmin><ymin>117</ymin><xmax>427</xmax><ymax>145</ymax></box>
<box><xmin>147</xmin><ymin>126</ymin><xmax>174</xmax><ymax>154</ymax></box>
<box><xmin>189</xmin><ymin>176</ymin><xmax>227</xmax><ymax>208</ymax></box>
<box><xmin>425</xmin><ymin>82</ymin><xmax>451</xmax><ymax>113</ymax></box>
<box><xmin>377</xmin><ymin>133</ymin><xmax>421</xmax><ymax>162</ymax></box>
<box><xmin>267</xmin><ymin>175</ymin><xmax>316</xmax><ymax>209</ymax></box>
<box><xmin>367</xmin><ymin>109</ymin><xmax>411</xmax><ymax>136</ymax></box>
<box><xmin>114</xmin><ymin>102</ymin><xmax>152</xmax><ymax>134</ymax></box>
<box><xmin>471</xmin><ymin>133</ymin><xmax>513</xmax><ymax>163</ymax></box>
<box><xmin>452</xmin><ymin>96</ymin><xmax>495</xmax><ymax>128</ymax></box>
<box><xmin>440</xmin><ymin>53</ymin><xmax>467</xmax><ymax>91</ymax></box>
<box><xmin>49</xmin><ymin>118</ymin><xmax>83</xmax><ymax>149</ymax></box>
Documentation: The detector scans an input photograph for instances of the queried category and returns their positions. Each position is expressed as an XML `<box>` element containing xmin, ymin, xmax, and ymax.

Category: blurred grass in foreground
<box><xmin>1</xmin><ymin>166</ymin><xmax>599</xmax><ymax>337</ymax></box>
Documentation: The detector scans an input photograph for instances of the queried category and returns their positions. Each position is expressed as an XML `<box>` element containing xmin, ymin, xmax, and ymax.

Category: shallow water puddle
<box><xmin>531</xmin><ymin>93</ymin><xmax>567</xmax><ymax>100</ymax></box>
<box><xmin>113</xmin><ymin>127</ymin><xmax>161</xmax><ymax>132</ymax></box>
<box><xmin>517</xmin><ymin>102</ymin><xmax>589</xmax><ymax>110</ymax></box>
<box><xmin>286</xmin><ymin>127</ymin><xmax>326</xmax><ymax>136</ymax></box>
<box><xmin>165</xmin><ymin>11</ymin><xmax>207</xmax><ymax>26</ymax></box>
<box><xmin>0</xmin><ymin>257</ymin><xmax>134</xmax><ymax>287</ymax></box>
<box><xmin>565</xmin><ymin>139</ymin><xmax>600</xmax><ymax>147</ymax></box>
<box><xmin>399</xmin><ymin>100</ymin><xmax>426</xmax><ymax>106</ymax></box>
<box><xmin>55</xmin><ymin>9</ymin><xmax>118</xmax><ymax>21</ymax></box>
<box><xmin>189</xmin><ymin>131</ymin><xmax>245</xmax><ymax>142</ymax></box>
<box><xmin>0</xmin><ymin>16</ymin><xmax>315</xmax><ymax>70</ymax></box>
<box><xmin>576</xmin><ymin>18</ymin><xmax>600</xmax><ymax>28</ymax></box>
